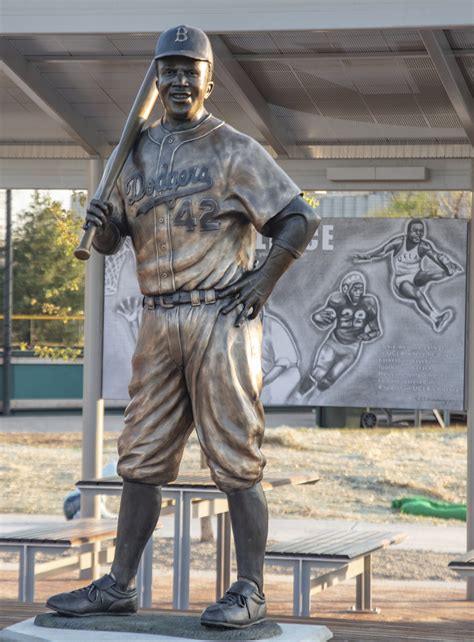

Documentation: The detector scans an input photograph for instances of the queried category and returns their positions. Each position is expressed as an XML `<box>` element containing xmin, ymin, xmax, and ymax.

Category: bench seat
<box><xmin>449</xmin><ymin>550</ymin><xmax>474</xmax><ymax>576</ymax></box>
<box><xmin>0</xmin><ymin>496</ymin><xmax>227</xmax><ymax>606</ymax></box>
<box><xmin>265</xmin><ymin>528</ymin><xmax>406</xmax><ymax>616</ymax></box>
<box><xmin>0</xmin><ymin>518</ymin><xmax>119</xmax><ymax>603</ymax></box>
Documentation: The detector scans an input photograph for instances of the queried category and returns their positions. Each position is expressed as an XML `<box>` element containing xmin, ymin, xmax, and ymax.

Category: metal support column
<box><xmin>80</xmin><ymin>158</ymin><xmax>105</xmax><ymax>579</ymax></box>
<box><xmin>467</xmin><ymin>161</ymin><xmax>474</xmax><ymax>599</ymax></box>
<box><xmin>2</xmin><ymin>189</ymin><xmax>13</xmax><ymax>415</ymax></box>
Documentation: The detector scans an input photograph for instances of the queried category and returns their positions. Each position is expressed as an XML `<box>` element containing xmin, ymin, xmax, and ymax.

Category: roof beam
<box><xmin>235</xmin><ymin>50</ymin><xmax>474</xmax><ymax>62</ymax></box>
<box><xmin>210</xmin><ymin>35</ymin><xmax>291</xmax><ymax>157</ymax></box>
<box><xmin>420</xmin><ymin>29</ymin><xmax>474</xmax><ymax>146</ymax></box>
<box><xmin>0</xmin><ymin>38</ymin><xmax>110</xmax><ymax>157</ymax></box>
<box><xmin>24</xmin><ymin>50</ymin><xmax>474</xmax><ymax>65</ymax></box>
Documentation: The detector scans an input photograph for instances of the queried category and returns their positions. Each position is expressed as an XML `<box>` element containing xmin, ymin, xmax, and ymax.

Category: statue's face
<box><xmin>157</xmin><ymin>56</ymin><xmax>213</xmax><ymax>122</ymax></box>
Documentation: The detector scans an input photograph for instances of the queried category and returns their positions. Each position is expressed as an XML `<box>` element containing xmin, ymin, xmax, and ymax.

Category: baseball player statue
<box><xmin>47</xmin><ymin>25</ymin><xmax>319</xmax><ymax>628</ymax></box>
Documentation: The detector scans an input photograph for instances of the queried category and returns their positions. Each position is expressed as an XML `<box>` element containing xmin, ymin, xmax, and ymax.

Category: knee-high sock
<box><xmin>227</xmin><ymin>482</ymin><xmax>268</xmax><ymax>593</ymax></box>
<box><xmin>111</xmin><ymin>480</ymin><xmax>162</xmax><ymax>590</ymax></box>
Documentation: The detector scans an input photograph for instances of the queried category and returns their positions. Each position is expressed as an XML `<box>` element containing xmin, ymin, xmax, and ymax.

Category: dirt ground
<box><xmin>0</xmin><ymin>425</ymin><xmax>467</xmax><ymax>582</ymax></box>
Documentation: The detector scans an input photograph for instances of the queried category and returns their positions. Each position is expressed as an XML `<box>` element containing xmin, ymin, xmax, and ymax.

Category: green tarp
<box><xmin>392</xmin><ymin>496</ymin><xmax>466</xmax><ymax>521</ymax></box>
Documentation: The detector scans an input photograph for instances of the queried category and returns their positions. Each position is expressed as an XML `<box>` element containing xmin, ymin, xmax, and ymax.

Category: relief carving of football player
<box><xmin>295</xmin><ymin>271</ymin><xmax>382</xmax><ymax>396</ymax></box>
<box><xmin>353</xmin><ymin>219</ymin><xmax>462</xmax><ymax>333</ymax></box>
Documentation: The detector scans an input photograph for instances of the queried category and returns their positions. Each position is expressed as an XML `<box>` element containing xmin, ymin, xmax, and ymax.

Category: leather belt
<box><xmin>143</xmin><ymin>289</ymin><xmax>218</xmax><ymax>309</ymax></box>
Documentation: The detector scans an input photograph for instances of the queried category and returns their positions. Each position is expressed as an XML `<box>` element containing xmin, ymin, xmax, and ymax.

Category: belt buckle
<box><xmin>159</xmin><ymin>295</ymin><xmax>175</xmax><ymax>309</ymax></box>
<box><xmin>144</xmin><ymin>296</ymin><xmax>155</xmax><ymax>311</ymax></box>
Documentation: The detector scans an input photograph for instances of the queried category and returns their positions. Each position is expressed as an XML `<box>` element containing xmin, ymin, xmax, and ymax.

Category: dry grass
<box><xmin>0</xmin><ymin>424</ymin><xmax>467</xmax><ymax>583</ymax></box>
<box><xmin>0</xmin><ymin>425</ymin><xmax>466</xmax><ymax>524</ymax></box>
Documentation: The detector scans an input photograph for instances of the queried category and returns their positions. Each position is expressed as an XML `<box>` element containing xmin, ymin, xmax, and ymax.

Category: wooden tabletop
<box><xmin>77</xmin><ymin>471</ymin><xmax>320</xmax><ymax>491</ymax></box>
<box><xmin>0</xmin><ymin>518</ymin><xmax>118</xmax><ymax>546</ymax></box>
<box><xmin>266</xmin><ymin>529</ymin><xmax>406</xmax><ymax>561</ymax></box>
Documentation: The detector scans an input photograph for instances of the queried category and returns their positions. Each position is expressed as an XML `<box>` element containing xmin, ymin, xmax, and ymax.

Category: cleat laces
<box><xmin>218</xmin><ymin>591</ymin><xmax>251</xmax><ymax>618</ymax></box>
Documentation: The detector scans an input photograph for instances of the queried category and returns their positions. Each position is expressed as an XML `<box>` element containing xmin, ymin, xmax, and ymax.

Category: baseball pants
<box><xmin>117</xmin><ymin>298</ymin><xmax>266</xmax><ymax>492</ymax></box>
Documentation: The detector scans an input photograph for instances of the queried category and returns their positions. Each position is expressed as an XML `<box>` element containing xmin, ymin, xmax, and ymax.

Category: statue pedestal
<box><xmin>0</xmin><ymin>614</ymin><xmax>333</xmax><ymax>642</ymax></box>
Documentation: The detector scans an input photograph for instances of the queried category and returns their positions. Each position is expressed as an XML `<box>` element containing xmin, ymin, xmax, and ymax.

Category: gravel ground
<box><xmin>0</xmin><ymin>425</ymin><xmax>466</xmax><ymax>582</ymax></box>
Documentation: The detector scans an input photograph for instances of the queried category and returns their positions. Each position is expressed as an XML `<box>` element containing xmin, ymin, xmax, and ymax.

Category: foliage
<box><xmin>32</xmin><ymin>345</ymin><xmax>83</xmax><ymax>361</ymax></box>
<box><xmin>9</xmin><ymin>191</ymin><xmax>86</xmax><ymax>358</ymax></box>
<box><xmin>369</xmin><ymin>191</ymin><xmax>471</xmax><ymax>219</ymax></box>
<box><xmin>303</xmin><ymin>192</ymin><xmax>320</xmax><ymax>210</ymax></box>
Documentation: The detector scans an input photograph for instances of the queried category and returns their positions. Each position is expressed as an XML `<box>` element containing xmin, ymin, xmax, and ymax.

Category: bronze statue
<box><xmin>47</xmin><ymin>25</ymin><xmax>319</xmax><ymax>628</ymax></box>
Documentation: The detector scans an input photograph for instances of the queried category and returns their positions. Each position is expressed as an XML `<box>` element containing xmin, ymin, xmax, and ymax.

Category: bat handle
<box><xmin>74</xmin><ymin>222</ymin><xmax>98</xmax><ymax>261</ymax></box>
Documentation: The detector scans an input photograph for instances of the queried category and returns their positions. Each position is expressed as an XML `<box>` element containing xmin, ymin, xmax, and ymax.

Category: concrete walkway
<box><xmin>0</xmin><ymin>411</ymin><xmax>317</xmax><ymax>432</ymax></box>
<box><xmin>0</xmin><ymin>512</ymin><xmax>465</xmax><ymax>554</ymax></box>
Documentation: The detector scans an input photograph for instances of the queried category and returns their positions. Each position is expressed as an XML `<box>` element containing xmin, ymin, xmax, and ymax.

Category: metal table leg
<box><xmin>293</xmin><ymin>559</ymin><xmax>302</xmax><ymax>616</ymax></box>
<box><xmin>172</xmin><ymin>491</ymin><xmax>183</xmax><ymax>609</ymax></box>
<box><xmin>223</xmin><ymin>512</ymin><xmax>231</xmax><ymax>590</ymax></box>
<box><xmin>138</xmin><ymin>535</ymin><xmax>154</xmax><ymax>608</ymax></box>
<box><xmin>216</xmin><ymin>513</ymin><xmax>225</xmax><ymax>599</ymax></box>
<box><xmin>180</xmin><ymin>492</ymin><xmax>192</xmax><ymax>609</ymax></box>
<box><xmin>355</xmin><ymin>573</ymin><xmax>364</xmax><ymax>611</ymax></box>
<box><xmin>18</xmin><ymin>546</ymin><xmax>26</xmax><ymax>602</ymax></box>
<box><xmin>301</xmin><ymin>561</ymin><xmax>312</xmax><ymax>617</ymax></box>
<box><xmin>362</xmin><ymin>555</ymin><xmax>372</xmax><ymax>611</ymax></box>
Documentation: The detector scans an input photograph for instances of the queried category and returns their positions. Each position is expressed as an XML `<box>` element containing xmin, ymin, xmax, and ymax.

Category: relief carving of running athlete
<box><xmin>353</xmin><ymin>219</ymin><xmax>462</xmax><ymax>333</ymax></box>
<box><xmin>295</xmin><ymin>271</ymin><xmax>382</xmax><ymax>397</ymax></box>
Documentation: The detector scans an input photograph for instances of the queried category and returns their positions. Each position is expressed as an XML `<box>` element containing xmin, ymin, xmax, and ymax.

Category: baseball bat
<box><xmin>74</xmin><ymin>62</ymin><xmax>159</xmax><ymax>260</ymax></box>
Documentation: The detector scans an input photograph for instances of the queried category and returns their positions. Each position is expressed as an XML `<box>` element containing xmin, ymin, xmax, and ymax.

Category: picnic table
<box><xmin>76</xmin><ymin>470</ymin><xmax>319</xmax><ymax>609</ymax></box>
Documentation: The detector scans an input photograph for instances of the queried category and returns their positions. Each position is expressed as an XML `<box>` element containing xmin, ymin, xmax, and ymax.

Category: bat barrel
<box><xmin>74</xmin><ymin>62</ymin><xmax>159</xmax><ymax>261</ymax></box>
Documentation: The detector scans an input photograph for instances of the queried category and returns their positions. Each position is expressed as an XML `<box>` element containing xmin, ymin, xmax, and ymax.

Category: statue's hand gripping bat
<box><xmin>74</xmin><ymin>63</ymin><xmax>159</xmax><ymax>260</ymax></box>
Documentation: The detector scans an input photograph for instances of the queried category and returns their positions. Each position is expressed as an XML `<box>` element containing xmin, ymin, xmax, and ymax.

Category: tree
<box><xmin>369</xmin><ymin>191</ymin><xmax>471</xmax><ymax>219</ymax></box>
<box><xmin>10</xmin><ymin>191</ymin><xmax>86</xmax><ymax>356</ymax></box>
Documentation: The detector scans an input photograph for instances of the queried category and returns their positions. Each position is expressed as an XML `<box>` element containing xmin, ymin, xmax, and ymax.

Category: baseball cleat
<box><xmin>200</xmin><ymin>580</ymin><xmax>267</xmax><ymax>629</ymax></box>
<box><xmin>46</xmin><ymin>574</ymin><xmax>137</xmax><ymax>617</ymax></box>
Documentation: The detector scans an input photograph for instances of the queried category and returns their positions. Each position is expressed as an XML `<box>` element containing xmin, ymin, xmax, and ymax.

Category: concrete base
<box><xmin>0</xmin><ymin>615</ymin><xmax>333</xmax><ymax>642</ymax></box>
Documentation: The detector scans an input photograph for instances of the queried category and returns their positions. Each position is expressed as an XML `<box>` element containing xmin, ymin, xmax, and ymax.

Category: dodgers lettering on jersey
<box><xmin>326</xmin><ymin>292</ymin><xmax>377</xmax><ymax>344</ymax></box>
<box><xmin>105</xmin><ymin>115</ymin><xmax>301</xmax><ymax>295</ymax></box>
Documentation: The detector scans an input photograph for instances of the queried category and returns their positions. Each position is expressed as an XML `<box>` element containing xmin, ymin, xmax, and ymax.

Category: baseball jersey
<box><xmin>97</xmin><ymin>114</ymin><xmax>301</xmax><ymax>295</ymax></box>
<box><xmin>322</xmin><ymin>292</ymin><xmax>378</xmax><ymax>345</ymax></box>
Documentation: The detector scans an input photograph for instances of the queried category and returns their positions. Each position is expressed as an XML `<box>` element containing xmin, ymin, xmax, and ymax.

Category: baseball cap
<box><xmin>154</xmin><ymin>25</ymin><xmax>213</xmax><ymax>67</ymax></box>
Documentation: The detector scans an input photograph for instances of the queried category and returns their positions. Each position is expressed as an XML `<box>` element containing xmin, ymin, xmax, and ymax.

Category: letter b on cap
<box><xmin>175</xmin><ymin>27</ymin><xmax>189</xmax><ymax>42</ymax></box>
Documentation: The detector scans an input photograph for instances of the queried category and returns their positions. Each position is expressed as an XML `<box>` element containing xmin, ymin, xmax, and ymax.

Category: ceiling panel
<box><xmin>222</xmin><ymin>33</ymin><xmax>280</xmax><ymax>54</ymax></box>
<box><xmin>456</xmin><ymin>57</ymin><xmax>474</xmax><ymax>96</ymax></box>
<box><xmin>404</xmin><ymin>57</ymin><xmax>447</xmax><ymax>92</ymax></box>
<box><xmin>446</xmin><ymin>28</ymin><xmax>474</xmax><ymax>50</ymax></box>
<box><xmin>38</xmin><ymin>70</ymin><xmax>96</xmax><ymax>87</ymax></box>
<box><xmin>55</xmin><ymin>35</ymin><xmax>121</xmax><ymax>55</ymax></box>
<box><xmin>7</xmin><ymin>36</ymin><xmax>69</xmax><ymax>55</ymax></box>
<box><xmin>313</xmin><ymin>97</ymin><xmax>374</xmax><ymax>123</ymax></box>
<box><xmin>380</xmin><ymin>29</ymin><xmax>425</xmax><ymax>52</ymax></box>
<box><xmin>364</xmin><ymin>95</ymin><xmax>428</xmax><ymax>127</ymax></box>
<box><xmin>269</xmin><ymin>31</ymin><xmax>338</xmax><ymax>54</ymax></box>
<box><xmin>1</xmin><ymin>28</ymin><xmax>471</xmax><ymax>150</ymax></box>
<box><xmin>109</xmin><ymin>35</ymin><xmax>158</xmax><ymax>55</ymax></box>
<box><xmin>57</xmin><ymin>86</ymin><xmax>115</xmax><ymax>103</ymax></box>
